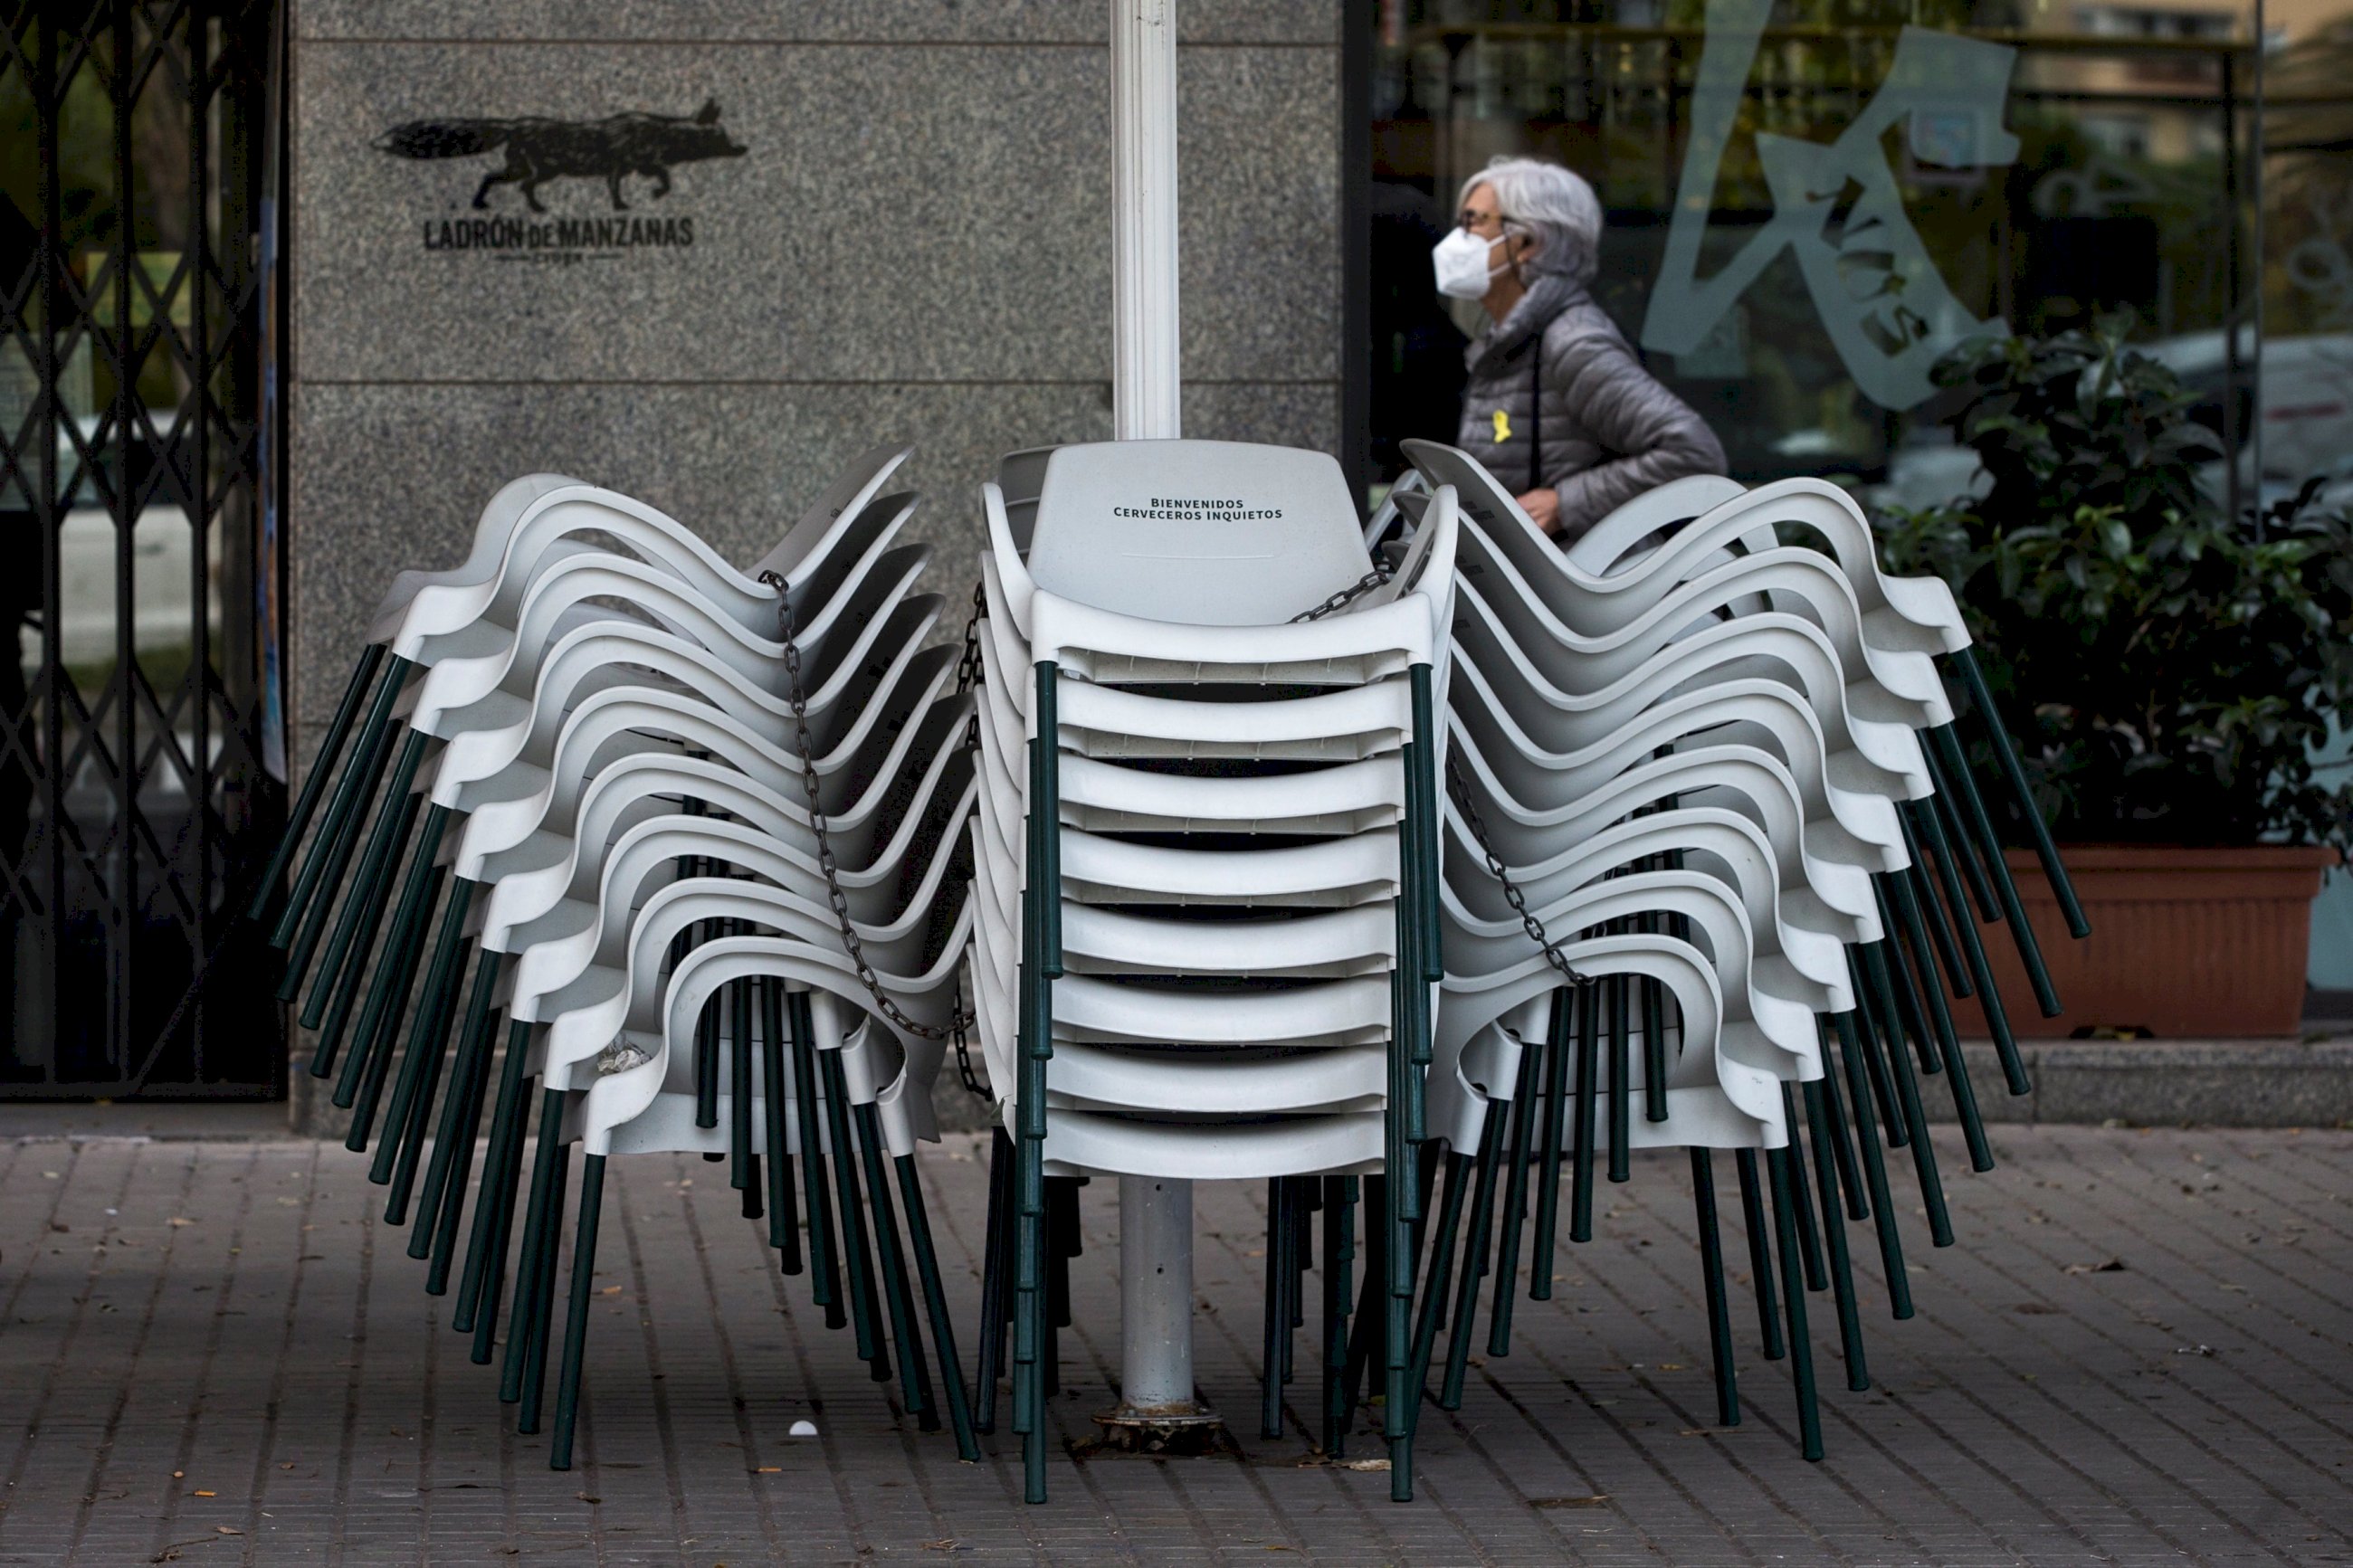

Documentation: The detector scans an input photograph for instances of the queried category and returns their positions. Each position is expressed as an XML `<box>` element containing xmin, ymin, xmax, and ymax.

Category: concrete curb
<box><xmin>17</xmin><ymin>1037</ymin><xmax>2348</xmax><ymax>1142</ymax></box>
<box><xmin>1925</xmin><ymin>1036</ymin><xmax>2353</xmax><ymax>1128</ymax></box>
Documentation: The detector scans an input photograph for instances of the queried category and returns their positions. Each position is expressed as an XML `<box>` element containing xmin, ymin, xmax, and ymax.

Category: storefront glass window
<box><xmin>1368</xmin><ymin>0</ymin><xmax>2341</xmax><ymax>518</ymax></box>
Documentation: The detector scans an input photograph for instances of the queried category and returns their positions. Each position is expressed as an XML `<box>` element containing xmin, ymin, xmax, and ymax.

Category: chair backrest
<box><xmin>747</xmin><ymin>442</ymin><xmax>911</xmax><ymax>583</ymax></box>
<box><xmin>1028</xmin><ymin>440</ymin><xmax>1371</xmax><ymax>625</ymax></box>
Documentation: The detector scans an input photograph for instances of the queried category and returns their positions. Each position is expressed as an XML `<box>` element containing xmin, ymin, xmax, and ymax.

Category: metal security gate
<box><xmin>1</xmin><ymin>1</ymin><xmax>285</xmax><ymax>1098</ymax></box>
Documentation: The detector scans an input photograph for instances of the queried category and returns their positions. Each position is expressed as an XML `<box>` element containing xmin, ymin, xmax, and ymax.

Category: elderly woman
<box><xmin>1435</xmin><ymin>157</ymin><xmax>1725</xmax><ymax>542</ymax></box>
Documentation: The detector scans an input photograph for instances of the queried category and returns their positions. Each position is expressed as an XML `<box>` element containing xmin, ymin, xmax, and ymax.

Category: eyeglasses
<box><xmin>1457</xmin><ymin>209</ymin><xmax>1516</xmax><ymax>238</ymax></box>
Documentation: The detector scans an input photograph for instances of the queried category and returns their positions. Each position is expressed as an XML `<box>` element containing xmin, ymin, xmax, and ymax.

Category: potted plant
<box><xmin>1878</xmin><ymin>315</ymin><xmax>2353</xmax><ymax>1037</ymax></box>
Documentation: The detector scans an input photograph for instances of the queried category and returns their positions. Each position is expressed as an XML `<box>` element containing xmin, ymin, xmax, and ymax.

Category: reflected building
<box><xmin>1367</xmin><ymin>0</ymin><xmax>2353</xmax><ymax>517</ymax></box>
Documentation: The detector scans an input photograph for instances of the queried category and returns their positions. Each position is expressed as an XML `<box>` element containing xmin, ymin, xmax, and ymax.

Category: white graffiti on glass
<box><xmin>1639</xmin><ymin>0</ymin><xmax>2020</xmax><ymax>410</ymax></box>
<box><xmin>2286</xmin><ymin>181</ymin><xmax>2353</xmax><ymax>328</ymax></box>
<box><xmin>2030</xmin><ymin>157</ymin><xmax>2156</xmax><ymax>221</ymax></box>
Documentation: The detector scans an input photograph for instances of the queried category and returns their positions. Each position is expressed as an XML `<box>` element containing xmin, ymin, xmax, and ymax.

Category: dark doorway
<box><xmin>1</xmin><ymin>1</ymin><xmax>286</xmax><ymax>1098</ymax></box>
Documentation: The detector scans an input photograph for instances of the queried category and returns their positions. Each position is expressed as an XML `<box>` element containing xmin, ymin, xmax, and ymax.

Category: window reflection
<box><xmin>1368</xmin><ymin>0</ymin><xmax>2335</xmax><ymax>516</ymax></box>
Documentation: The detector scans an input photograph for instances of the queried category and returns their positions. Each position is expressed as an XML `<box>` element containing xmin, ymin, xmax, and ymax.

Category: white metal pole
<box><xmin>1118</xmin><ymin>1174</ymin><xmax>1195</xmax><ymax>1411</ymax></box>
<box><xmin>1112</xmin><ymin>0</ymin><xmax>1181</xmax><ymax>442</ymax></box>
<box><xmin>1110</xmin><ymin>0</ymin><xmax>1200</xmax><ymax>1423</ymax></box>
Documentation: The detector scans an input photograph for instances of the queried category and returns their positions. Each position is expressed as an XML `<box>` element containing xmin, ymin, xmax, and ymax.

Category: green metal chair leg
<box><xmin>424</xmin><ymin>1007</ymin><xmax>496</xmax><ymax>1289</ymax></box>
<box><xmin>1887</xmin><ymin>876</ymin><xmax>1994</xmax><ymax>1172</ymax></box>
<box><xmin>1781</xmin><ymin>1085</ymin><xmax>1828</xmax><ymax>1293</ymax></box>
<box><xmin>383</xmin><ymin>930</ymin><xmax>475</xmax><ymax>1222</ymax></box>
<box><xmin>298</xmin><ymin>727</ymin><xmax>429</xmax><ymax>1016</ymax></box>
<box><xmin>1908</xmin><ymin>799</ymin><xmax>2030</xmax><ymax>1097</ymax></box>
<box><xmin>458</xmin><ymin>1025</ymin><xmax>531</xmax><ymax>1338</ymax></box>
<box><xmin>1642</xmin><ymin>970</ymin><xmax>1669</xmax><ymax>1123</ymax></box>
<box><xmin>821</xmin><ymin>1050</ymin><xmax>887</xmax><ymax>1382</ymax></box>
<box><xmin>517</xmin><ymin>1129</ymin><xmax>571</xmax><ymax>1437</ymax></box>
<box><xmin>854</xmin><ymin>1103</ymin><xmax>936</xmax><ymax>1429</ymax></box>
<box><xmin>1883</xmin><ymin>870</ymin><xmax>1963</xmax><ymax>1076</ymax></box>
<box><xmin>1607</xmin><ymin>975</ymin><xmax>1632</xmax><ymax>1183</ymax></box>
<box><xmin>1831</xmin><ymin>1013</ymin><xmax>1913</xmax><ymax>1320</ymax></box>
<box><xmin>309</xmin><ymin>803</ymin><xmax>448</xmax><ymax>1081</ymax></box>
<box><xmin>1011</xmin><ymin>917</ymin><xmax>1043</xmax><ymax>1443</ymax></box>
<box><xmin>1866</xmin><ymin>891</ymin><xmax>1941</xmax><ymax>1079</ymax></box>
<box><xmin>1288</xmin><ymin>1183</ymin><xmax>1310</xmax><ymax>1377</ymax></box>
<box><xmin>299</xmin><ymin>769</ymin><xmax>425</xmax><ymax>1082</ymax></box>
<box><xmin>1920</xmin><ymin>740</ymin><xmax>2002</xmax><ymax>924</ymax></box>
<box><xmin>1020</xmin><ymin>660</ymin><xmax>1062</xmax><ymax>1506</ymax></box>
<box><xmin>331</xmin><ymin>853</ymin><xmax>440</xmax><ymax>1108</ymax></box>
<box><xmin>1441</xmin><ymin>1105</ymin><xmax>1502</xmax><ymax>1411</ymax></box>
<box><xmin>1405</xmin><ymin>1147</ymin><xmax>1470</xmax><ymax>1436</ymax></box>
<box><xmin>789</xmin><ymin>992</ymin><xmax>842</xmax><ymax>1325</ymax></box>
<box><xmin>1842</xmin><ymin>987</ymin><xmax>1903</xmax><ymax>1148</ymax></box>
<box><xmin>1804</xmin><ymin>1081</ymin><xmax>1870</xmax><ymax>1393</ymax></box>
<box><xmin>974</xmin><ymin>1126</ymin><xmax>1011</xmax><ymax>1435</ymax></box>
<box><xmin>1689</xmin><ymin>1147</ymin><xmax>1740</xmax><ymax>1428</ymax></box>
<box><xmin>1929</xmin><ymin>723</ymin><xmax>2062</xmax><ymax>1017</ymax></box>
<box><xmin>413</xmin><ymin>949</ymin><xmax>502</xmax><ymax>1269</ymax></box>
<box><xmin>693</xmin><ymin>991</ymin><xmax>722</xmax><ymax>1130</ymax></box>
<box><xmin>1904</xmin><ymin>845</ymin><xmax>1972</xmax><ymax>1001</ymax></box>
<box><xmin>1487</xmin><ymin>1048</ymin><xmax>1538</xmax><ymax>1356</ymax></box>
<box><xmin>1530</xmin><ymin>991</ymin><xmax>1571</xmax><ymax>1297</ymax></box>
<box><xmin>1011</xmin><ymin>1136</ymin><xmax>1041</xmax><ymax>1439</ymax></box>
<box><xmin>731</xmin><ymin>979</ymin><xmax>760</xmax><ymax>1219</ymax></box>
<box><xmin>271</xmin><ymin>657</ymin><xmax>409</xmax><ymax>949</ymax></box>
<box><xmin>1858</xmin><ymin>943</ymin><xmax>1954</xmax><ymax>1247</ymax></box>
<box><xmin>1735</xmin><ymin>1149</ymin><xmax>1784</xmax><ymax>1360</ymax></box>
<box><xmin>1811</xmin><ymin>1020</ymin><xmax>1866</xmax><ymax>1219</ymax></box>
<box><xmin>895</xmin><ymin>1153</ymin><xmax>979</xmax><ymax>1460</ymax></box>
<box><xmin>1020</xmin><ymin>1183</ymin><xmax>1048</xmax><ymax>1504</ymax></box>
<box><xmin>501</xmin><ymin>1086</ymin><xmax>567</xmax><ymax>1402</ymax></box>
<box><xmin>1569</xmin><ymin>984</ymin><xmax>1600</xmax><ymax>1243</ymax></box>
<box><xmin>381</xmin><ymin>933</ymin><xmax>476</xmax><ymax>1216</ymax></box>
<box><xmin>1952</xmin><ymin>646</ymin><xmax>2090</xmax><ymax>938</ymax></box>
<box><xmin>363</xmin><ymin>880</ymin><xmax>475</xmax><ymax>1168</ymax></box>
<box><xmin>1262</xmin><ymin>1177</ymin><xmax>1290</xmax><ymax>1439</ymax></box>
<box><xmin>759</xmin><ymin>985</ymin><xmax>799</xmax><ymax>1269</ymax></box>
<box><xmin>549</xmin><ymin>1151</ymin><xmax>606</xmax><ymax>1471</ymax></box>
<box><xmin>249</xmin><ymin>645</ymin><xmax>386</xmax><ymax>924</ymax></box>
<box><xmin>468</xmin><ymin>1068</ymin><xmax>538</xmax><ymax>1364</ymax></box>
<box><xmin>1764</xmin><ymin>1146</ymin><xmax>1824</xmax><ymax>1460</ymax></box>
<box><xmin>274</xmin><ymin>752</ymin><xmax>390</xmax><ymax>996</ymax></box>
<box><xmin>1322</xmin><ymin>1174</ymin><xmax>1355</xmax><ymax>1455</ymax></box>
<box><xmin>306</xmin><ymin>803</ymin><xmax>440</xmax><ymax>1086</ymax></box>
<box><xmin>1340</xmin><ymin>1174</ymin><xmax>1386</xmax><ymax>1428</ymax></box>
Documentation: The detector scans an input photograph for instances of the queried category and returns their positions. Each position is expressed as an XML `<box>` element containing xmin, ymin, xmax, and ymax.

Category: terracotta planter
<box><xmin>1948</xmin><ymin>844</ymin><xmax>2339</xmax><ymax>1040</ymax></box>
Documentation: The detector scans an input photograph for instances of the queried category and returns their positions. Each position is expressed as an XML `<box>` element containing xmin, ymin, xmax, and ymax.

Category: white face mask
<box><xmin>1433</xmin><ymin>224</ymin><xmax>1511</xmax><ymax>299</ymax></box>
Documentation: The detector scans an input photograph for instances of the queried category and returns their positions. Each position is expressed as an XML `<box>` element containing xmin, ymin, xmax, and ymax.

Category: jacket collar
<box><xmin>1465</xmin><ymin>272</ymin><xmax>1584</xmax><ymax>376</ymax></box>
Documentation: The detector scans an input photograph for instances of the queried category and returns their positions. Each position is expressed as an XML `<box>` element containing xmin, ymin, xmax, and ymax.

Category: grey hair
<box><xmin>1459</xmin><ymin>156</ymin><xmax>1603</xmax><ymax>286</ymax></box>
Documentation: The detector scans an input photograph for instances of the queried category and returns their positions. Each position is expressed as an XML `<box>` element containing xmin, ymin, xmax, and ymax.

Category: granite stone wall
<box><xmin>284</xmin><ymin>0</ymin><xmax>1344</xmax><ymax>1128</ymax></box>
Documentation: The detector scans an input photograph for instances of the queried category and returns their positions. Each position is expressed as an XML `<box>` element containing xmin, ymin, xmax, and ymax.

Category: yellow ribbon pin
<box><xmin>1492</xmin><ymin>409</ymin><xmax>1512</xmax><ymax>443</ymax></box>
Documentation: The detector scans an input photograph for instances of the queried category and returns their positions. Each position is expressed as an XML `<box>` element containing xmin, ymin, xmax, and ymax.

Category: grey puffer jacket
<box><xmin>1455</xmin><ymin>274</ymin><xmax>1726</xmax><ymax>543</ymax></box>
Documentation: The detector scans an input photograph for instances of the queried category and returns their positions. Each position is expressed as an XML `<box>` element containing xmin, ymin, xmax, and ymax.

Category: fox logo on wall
<box><xmin>376</xmin><ymin>98</ymin><xmax>748</xmax><ymax>214</ymax></box>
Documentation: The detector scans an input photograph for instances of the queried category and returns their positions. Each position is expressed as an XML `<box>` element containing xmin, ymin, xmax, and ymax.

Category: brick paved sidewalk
<box><xmin>0</xmin><ymin>1126</ymin><xmax>2348</xmax><ymax>1565</ymax></box>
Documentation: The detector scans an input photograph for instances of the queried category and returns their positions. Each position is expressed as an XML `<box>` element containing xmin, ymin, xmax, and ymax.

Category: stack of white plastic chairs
<box><xmin>248</xmin><ymin>428</ymin><xmax>2091</xmax><ymax>1505</ymax></box>
<box><xmin>966</xmin><ymin>440</ymin><xmax>1461</xmax><ymax>1501</ymax></box>
<box><xmin>1380</xmin><ymin>439</ymin><xmax>2087</xmax><ymax>1467</ymax></box>
<box><xmin>244</xmin><ymin>446</ymin><xmax>983</xmax><ymax>1470</ymax></box>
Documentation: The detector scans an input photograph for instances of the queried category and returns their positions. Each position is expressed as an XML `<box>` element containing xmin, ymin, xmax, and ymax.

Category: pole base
<box><xmin>1092</xmin><ymin>1401</ymin><xmax>1227</xmax><ymax>1456</ymax></box>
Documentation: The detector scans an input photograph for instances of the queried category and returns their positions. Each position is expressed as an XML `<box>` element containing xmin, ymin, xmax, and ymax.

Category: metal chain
<box><xmin>1444</xmin><ymin>755</ymin><xmax>1596</xmax><ymax>989</ymax></box>
<box><xmin>757</xmin><ymin>571</ymin><xmax>982</xmax><ymax>1068</ymax></box>
<box><xmin>1290</xmin><ymin>565</ymin><xmax>1393</xmax><ymax>622</ymax></box>
<box><xmin>1290</xmin><ymin>567</ymin><xmax>1588</xmax><ymax>985</ymax></box>
<box><xmin>946</xmin><ymin>577</ymin><xmax>990</xmax><ymax>1095</ymax></box>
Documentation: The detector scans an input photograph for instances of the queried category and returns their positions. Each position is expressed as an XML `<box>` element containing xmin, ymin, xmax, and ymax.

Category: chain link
<box><xmin>1289</xmin><ymin>565</ymin><xmax>1394</xmax><ymax>622</ymax></box>
<box><xmin>1444</xmin><ymin>755</ymin><xmax>1595</xmax><ymax>989</ymax></box>
<box><xmin>757</xmin><ymin>571</ymin><xmax>985</xmax><ymax>1086</ymax></box>
<box><xmin>1289</xmin><ymin>566</ymin><xmax>1588</xmax><ymax>986</ymax></box>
